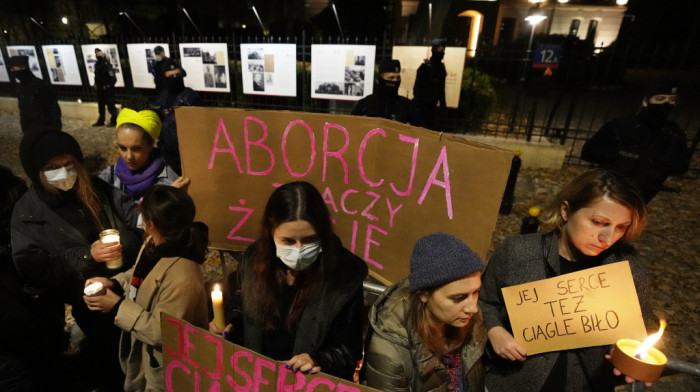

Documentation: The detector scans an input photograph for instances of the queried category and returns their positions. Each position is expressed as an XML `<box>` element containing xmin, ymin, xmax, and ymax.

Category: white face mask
<box><xmin>275</xmin><ymin>241</ymin><xmax>322</xmax><ymax>271</ymax></box>
<box><xmin>42</xmin><ymin>164</ymin><xmax>78</xmax><ymax>191</ymax></box>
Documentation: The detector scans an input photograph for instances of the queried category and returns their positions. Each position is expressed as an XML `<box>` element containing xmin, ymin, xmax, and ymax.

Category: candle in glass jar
<box><xmin>99</xmin><ymin>229</ymin><xmax>123</xmax><ymax>269</ymax></box>
<box><xmin>211</xmin><ymin>284</ymin><xmax>226</xmax><ymax>330</ymax></box>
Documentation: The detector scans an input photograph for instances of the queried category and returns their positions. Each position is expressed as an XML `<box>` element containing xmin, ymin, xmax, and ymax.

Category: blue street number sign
<box><xmin>533</xmin><ymin>43</ymin><xmax>562</xmax><ymax>69</ymax></box>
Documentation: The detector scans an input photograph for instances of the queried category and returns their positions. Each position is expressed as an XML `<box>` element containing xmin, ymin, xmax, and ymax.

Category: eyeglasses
<box><xmin>647</xmin><ymin>95</ymin><xmax>678</xmax><ymax>105</ymax></box>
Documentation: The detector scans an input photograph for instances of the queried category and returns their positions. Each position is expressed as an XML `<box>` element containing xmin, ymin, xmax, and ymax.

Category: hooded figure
<box><xmin>8</xmin><ymin>55</ymin><xmax>62</xmax><ymax>134</ymax></box>
<box><xmin>581</xmin><ymin>80</ymin><xmax>690</xmax><ymax>202</ymax></box>
<box><xmin>413</xmin><ymin>38</ymin><xmax>448</xmax><ymax>130</ymax></box>
<box><xmin>351</xmin><ymin>59</ymin><xmax>417</xmax><ymax>124</ymax></box>
<box><xmin>12</xmin><ymin>129</ymin><xmax>143</xmax><ymax>391</ymax></box>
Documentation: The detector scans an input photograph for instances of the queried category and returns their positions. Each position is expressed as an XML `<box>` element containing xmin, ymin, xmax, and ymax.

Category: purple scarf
<box><xmin>114</xmin><ymin>153</ymin><xmax>165</xmax><ymax>200</ymax></box>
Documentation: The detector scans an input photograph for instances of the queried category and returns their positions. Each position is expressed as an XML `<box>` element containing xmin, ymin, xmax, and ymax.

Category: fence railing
<box><xmin>1</xmin><ymin>33</ymin><xmax>697</xmax><ymax>175</ymax></box>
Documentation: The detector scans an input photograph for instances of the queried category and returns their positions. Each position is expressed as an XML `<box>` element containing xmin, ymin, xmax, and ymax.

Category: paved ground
<box><xmin>0</xmin><ymin>111</ymin><xmax>697</xmax><ymax>391</ymax></box>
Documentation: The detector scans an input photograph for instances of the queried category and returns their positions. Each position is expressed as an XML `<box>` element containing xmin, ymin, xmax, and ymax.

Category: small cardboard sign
<box><xmin>161</xmin><ymin>314</ymin><xmax>380</xmax><ymax>392</ymax></box>
<box><xmin>502</xmin><ymin>261</ymin><xmax>647</xmax><ymax>355</ymax></box>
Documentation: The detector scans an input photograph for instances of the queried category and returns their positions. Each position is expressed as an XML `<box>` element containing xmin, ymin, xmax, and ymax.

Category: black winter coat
<box><xmin>15</xmin><ymin>74</ymin><xmax>62</xmax><ymax>134</ymax></box>
<box><xmin>226</xmin><ymin>240</ymin><xmax>368</xmax><ymax>381</ymax></box>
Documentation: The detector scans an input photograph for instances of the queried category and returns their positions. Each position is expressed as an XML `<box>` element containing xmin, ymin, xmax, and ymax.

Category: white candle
<box><xmin>100</xmin><ymin>230</ymin><xmax>123</xmax><ymax>269</ymax></box>
<box><xmin>211</xmin><ymin>284</ymin><xmax>226</xmax><ymax>330</ymax></box>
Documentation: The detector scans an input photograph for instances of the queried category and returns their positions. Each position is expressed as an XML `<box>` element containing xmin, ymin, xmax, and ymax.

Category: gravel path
<box><xmin>0</xmin><ymin>111</ymin><xmax>697</xmax><ymax>391</ymax></box>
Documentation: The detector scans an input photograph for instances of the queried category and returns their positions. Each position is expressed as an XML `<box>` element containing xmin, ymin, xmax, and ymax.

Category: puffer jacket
<box><xmin>365</xmin><ymin>279</ymin><xmax>486</xmax><ymax>392</ymax></box>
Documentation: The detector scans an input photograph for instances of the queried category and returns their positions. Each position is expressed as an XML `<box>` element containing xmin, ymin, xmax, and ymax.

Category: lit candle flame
<box><xmin>635</xmin><ymin>319</ymin><xmax>666</xmax><ymax>359</ymax></box>
<box><xmin>214</xmin><ymin>284</ymin><xmax>220</xmax><ymax>292</ymax></box>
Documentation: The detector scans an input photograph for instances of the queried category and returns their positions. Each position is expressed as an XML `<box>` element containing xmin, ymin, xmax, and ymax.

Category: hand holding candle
<box><xmin>99</xmin><ymin>229</ymin><xmax>123</xmax><ymax>269</ymax></box>
<box><xmin>610</xmin><ymin>319</ymin><xmax>667</xmax><ymax>383</ymax></box>
<box><xmin>211</xmin><ymin>284</ymin><xmax>226</xmax><ymax>330</ymax></box>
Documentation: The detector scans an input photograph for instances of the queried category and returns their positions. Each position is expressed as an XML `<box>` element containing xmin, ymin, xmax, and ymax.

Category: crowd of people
<box><xmin>0</xmin><ymin>43</ymin><xmax>691</xmax><ymax>392</ymax></box>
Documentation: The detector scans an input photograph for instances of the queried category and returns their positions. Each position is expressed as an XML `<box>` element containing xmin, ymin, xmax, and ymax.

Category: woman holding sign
<box><xmin>83</xmin><ymin>185</ymin><xmax>209</xmax><ymax>392</ymax></box>
<box><xmin>364</xmin><ymin>232</ymin><xmax>487</xmax><ymax>392</ymax></box>
<box><xmin>99</xmin><ymin>107</ymin><xmax>188</xmax><ymax>201</ymax></box>
<box><xmin>210</xmin><ymin>181</ymin><xmax>368</xmax><ymax>380</ymax></box>
<box><xmin>479</xmin><ymin>169</ymin><xmax>651</xmax><ymax>391</ymax></box>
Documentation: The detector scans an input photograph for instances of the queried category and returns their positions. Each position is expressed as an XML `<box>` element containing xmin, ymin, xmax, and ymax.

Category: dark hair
<box><xmin>542</xmin><ymin>169</ymin><xmax>647</xmax><ymax>243</ymax></box>
<box><xmin>141</xmin><ymin>185</ymin><xmax>208</xmax><ymax>263</ymax></box>
<box><xmin>245</xmin><ymin>181</ymin><xmax>337</xmax><ymax>331</ymax></box>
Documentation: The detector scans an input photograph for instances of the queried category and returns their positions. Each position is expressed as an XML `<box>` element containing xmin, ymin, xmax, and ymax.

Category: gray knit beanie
<box><xmin>408</xmin><ymin>232</ymin><xmax>485</xmax><ymax>291</ymax></box>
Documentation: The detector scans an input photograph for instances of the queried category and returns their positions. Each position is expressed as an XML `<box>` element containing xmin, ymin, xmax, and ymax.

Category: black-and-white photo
<box><xmin>315</xmin><ymin>82</ymin><xmax>343</xmax><ymax>95</ymax></box>
<box><xmin>248</xmin><ymin>62</ymin><xmax>264</xmax><ymax>73</ymax></box>
<box><xmin>215</xmin><ymin>65</ymin><xmax>227</xmax><ymax>88</ymax></box>
<box><xmin>202</xmin><ymin>50</ymin><xmax>217</xmax><ymax>64</ymax></box>
<box><xmin>204</xmin><ymin>64</ymin><xmax>215</xmax><ymax>87</ymax></box>
<box><xmin>344</xmin><ymin>66</ymin><xmax>365</xmax><ymax>83</ymax></box>
<box><xmin>183</xmin><ymin>47</ymin><xmax>201</xmax><ymax>57</ymax></box>
<box><xmin>344</xmin><ymin>82</ymin><xmax>364</xmax><ymax>96</ymax></box>
<box><xmin>265</xmin><ymin>73</ymin><xmax>273</xmax><ymax>86</ymax></box>
<box><xmin>248</xmin><ymin>48</ymin><xmax>263</xmax><ymax>60</ymax></box>
<box><xmin>252</xmin><ymin>73</ymin><xmax>264</xmax><ymax>91</ymax></box>
<box><xmin>354</xmin><ymin>55</ymin><xmax>366</xmax><ymax>66</ymax></box>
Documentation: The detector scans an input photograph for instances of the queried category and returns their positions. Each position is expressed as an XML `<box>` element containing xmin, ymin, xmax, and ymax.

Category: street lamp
<box><xmin>119</xmin><ymin>11</ymin><xmax>146</xmax><ymax>36</ymax></box>
<box><xmin>525</xmin><ymin>5</ymin><xmax>547</xmax><ymax>53</ymax></box>
<box><xmin>61</xmin><ymin>17</ymin><xmax>68</xmax><ymax>25</ymax></box>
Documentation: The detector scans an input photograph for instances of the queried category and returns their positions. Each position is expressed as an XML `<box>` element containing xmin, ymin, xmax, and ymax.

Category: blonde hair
<box><xmin>542</xmin><ymin>169</ymin><xmax>647</xmax><ymax>243</ymax></box>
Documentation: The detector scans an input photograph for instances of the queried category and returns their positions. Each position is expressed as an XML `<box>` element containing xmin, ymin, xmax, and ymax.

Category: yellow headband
<box><xmin>116</xmin><ymin>108</ymin><xmax>162</xmax><ymax>141</ymax></box>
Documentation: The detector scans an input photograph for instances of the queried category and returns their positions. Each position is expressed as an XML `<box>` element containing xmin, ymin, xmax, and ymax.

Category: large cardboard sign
<box><xmin>311</xmin><ymin>45</ymin><xmax>375</xmax><ymax>101</ymax></box>
<box><xmin>502</xmin><ymin>261</ymin><xmax>647</xmax><ymax>356</ymax></box>
<box><xmin>80</xmin><ymin>44</ymin><xmax>126</xmax><ymax>87</ymax></box>
<box><xmin>241</xmin><ymin>43</ymin><xmax>297</xmax><ymax>97</ymax></box>
<box><xmin>41</xmin><ymin>45</ymin><xmax>82</xmax><ymax>85</ymax></box>
<box><xmin>162</xmin><ymin>314</ymin><xmax>380</xmax><ymax>392</ymax></box>
<box><xmin>0</xmin><ymin>50</ymin><xmax>9</xmax><ymax>82</ymax></box>
<box><xmin>6</xmin><ymin>45</ymin><xmax>43</xmax><ymax>79</ymax></box>
<box><xmin>126</xmin><ymin>43</ymin><xmax>169</xmax><ymax>89</ymax></box>
<box><xmin>178</xmin><ymin>43</ymin><xmax>230</xmax><ymax>93</ymax></box>
<box><xmin>176</xmin><ymin>107</ymin><xmax>512</xmax><ymax>284</ymax></box>
<box><xmin>391</xmin><ymin>46</ymin><xmax>467</xmax><ymax>109</ymax></box>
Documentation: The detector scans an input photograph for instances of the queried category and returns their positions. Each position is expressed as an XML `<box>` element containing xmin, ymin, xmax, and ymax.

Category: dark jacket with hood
<box><xmin>11</xmin><ymin>130</ymin><xmax>142</xmax><ymax>300</ymax></box>
<box><xmin>12</xmin><ymin>69</ymin><xmax>62</xmax><ymax>134</ymax></box>
<box><xmin>581</xmin><ymin>109</ymin><xmax>689</xmax><ymax>201</ymax></box>
<box><xmin>365</xmin><ymin>279</ymin><xmax>486</xmax><ymax>392</ymax></box>
<box><xmin>226</xmin><ymin>239</ymin><xmax>368</xmax><ymax>381</ymax></box>
<box><xmin>157</xmin><ymin>79</ymin><xmax>201</xmax><ymax>175</ymax></box>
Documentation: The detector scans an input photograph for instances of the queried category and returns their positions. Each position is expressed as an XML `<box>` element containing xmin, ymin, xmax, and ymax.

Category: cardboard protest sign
<box><xmin>176</xmin><ymin>107</ymin><xmax>512</xmax><ymax>284</ymax></box>
<box><xmin>162</xmin><ymin>313</ymin><xmax>380</xmax><ymax>392</ymax></box>
<box><xmin>391</xmin><ymin>46</ymin><xmax>467</xmax><ymax>109</ymax></box>
<box><xmin>502</xmin><ymin>261</ymin><xmax>647</xmax><ymax>355</ymax></box>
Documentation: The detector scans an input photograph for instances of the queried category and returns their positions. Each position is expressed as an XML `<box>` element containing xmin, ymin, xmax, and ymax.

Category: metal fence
<box><xmin>1</xmin><ymin>33</ymin><xmax>698</xmax><ymax>175</ymax></box>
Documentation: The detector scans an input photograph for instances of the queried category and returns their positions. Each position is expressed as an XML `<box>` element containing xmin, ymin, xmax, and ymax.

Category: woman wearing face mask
<box><xmin>479</xmin><ymin>169</ymin><xmax>651</xmax><ymax>392</ymax></box>
<box><xmin>11</xmin><ymin>129</ymin><xmax>142</xmax><ymax>391</ymax></box>
<box><xmin>209</xmin><ymin>181</ymin><xmax>368</xmax><ymax>380</ymax></box>
<box><xmin>99</xmin><ymin>107</ymin><xmax>187</xmax><ymax>201</ymax></box>
<box><xmin>83</xmin><ymin>185</ymin><xmax>209</xmax><ymax>392</ymax></box>
<box><xmin>364</xmin><ymin>232</ymin><xmax>487</xmax><ymax>392</ymax></box>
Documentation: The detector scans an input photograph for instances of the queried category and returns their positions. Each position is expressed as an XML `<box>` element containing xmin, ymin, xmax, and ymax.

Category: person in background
<box><xmin>157</xmin><ymin>67</ymin><xmax>201</xmax><ymax>175</ymax></box>
<box><xmin>364</xmin><ymin>232</ymin><xmax>486</xmax><ymax>391</ymax></box>
<box><xmin>8</xmin><ymin>55</ymin><xmax>62</xmax><ymax>134</ymax></box>
<box><xmin>99</xmin><ymin>107</ymin><xmax>188</xmax><ymax>201</ymax></box>
<box><xmin>84</xmin><ymin>185</ymin><xmax>208</xmax><ymax>392</ymax></box>
<box><xmin>11</xmin><ymin>129</ymin><xmax>142</xmax><ymax>391</ymax></box>
<box><xmin>479</xmin><ymin>169</ymin><xmax>651</xmax><ymax>391</ymax></box>
<box><xmin>152</xmin><ymin>45</ymin><xmax>186</xmax><ymax>94</ymax></box>
<box><xmin>92</xmin><ymin>48</ymin><xmax>118</xmax><ymax>127</ymax></box>
<box><xmin>581</xmin><ymin>81</ymin><xmax>690</xmax><ymax>202</ymax></box>
<box><xmin>352</xmin><ymin>59</ymin><xmax>417</xmax><ymax>124</ymax></box>
<box><xmin>413</xmin><ymin>38</ymin><xmax>447</xmax><ymax>130</ymax></box>
<box><xmin>210</xmin><ymin>181</ymin><xmax>367</xmax><ymax>380</ymax></box>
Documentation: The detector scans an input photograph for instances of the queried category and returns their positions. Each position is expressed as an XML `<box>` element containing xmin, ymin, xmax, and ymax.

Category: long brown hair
<box><xmin>244</xmin><ymin>181</ymin><xmax>338</xmax><ymax>332</ymax></box>
<box><xmin>40</xmin><ymin>157</ymin><xmax>104</xmax><ymax>229</ymax></box>
<box><xmin>408</xmin><ymin>288</ymin><xmax>470</xmax><ymax>357</ymax></box>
